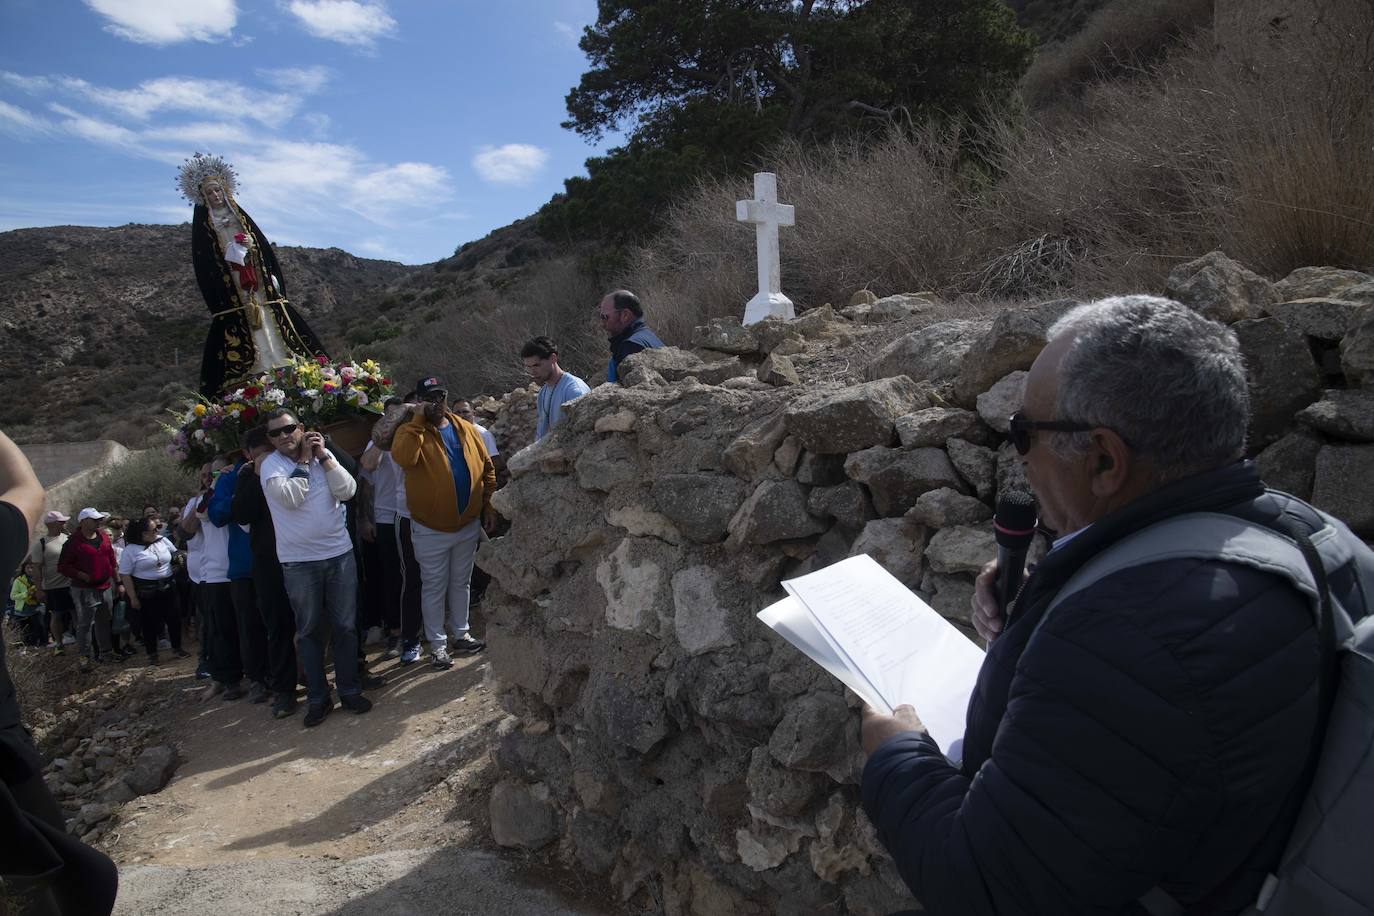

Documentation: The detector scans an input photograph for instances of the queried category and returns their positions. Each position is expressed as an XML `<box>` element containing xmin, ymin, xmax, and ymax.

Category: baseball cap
<box><xmin>43</xmin><ymin>510</ymin><xmax>70</xmax><ymax>524</ymax></box>
<box><xmin>76</xmin><ymin>507</ymin><xmax>109</xmax><ymax>522</ymax></box>
<box><xmin>415</xmin><ymin>375</ymin><xmax>447</xmax><ymax>399</ymax></box>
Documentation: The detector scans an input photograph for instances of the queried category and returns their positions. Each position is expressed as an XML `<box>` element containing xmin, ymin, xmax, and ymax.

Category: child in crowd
<box><xmin>9</xmin><ymin>559</ymin><xmax>46</xmax><ymax>646</ymax></box>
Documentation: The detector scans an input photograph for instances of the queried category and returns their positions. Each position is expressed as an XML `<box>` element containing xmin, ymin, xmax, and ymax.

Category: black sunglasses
<box><xmin>1007</xmin><ymin>410</ymin><xmax>1096</xmax><ymax>456</ymax></box>
<box><xmin>267</xmin><ymin>423</ymin><xmax>300</xmax><ymax>438</ymax></box>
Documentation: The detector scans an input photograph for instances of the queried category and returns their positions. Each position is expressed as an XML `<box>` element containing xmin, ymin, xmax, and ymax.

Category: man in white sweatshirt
<box><xmin>259</xmin><ymin>409</ymin><xmax>372</xmax><ymax>728</ymax></box>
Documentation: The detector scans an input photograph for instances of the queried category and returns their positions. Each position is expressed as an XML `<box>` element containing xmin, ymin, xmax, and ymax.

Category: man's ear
<box><xmin>1087</xmin><ymin>428</ymin><xmax>1133</xmax><ymax>497</ymax></box>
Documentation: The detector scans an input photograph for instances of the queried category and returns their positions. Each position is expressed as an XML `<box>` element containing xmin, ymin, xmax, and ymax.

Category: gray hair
<box><xmin>1045</xmin><ymin>295</ymin><xmax>1249</xmax><ymax>481</ymax></box>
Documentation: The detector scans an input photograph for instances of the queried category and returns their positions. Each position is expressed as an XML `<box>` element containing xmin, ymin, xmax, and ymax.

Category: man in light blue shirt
<box><xmin>522</xmin><ymin>336</ymin><xmax>591</xmax><ymax>440</ymax></box>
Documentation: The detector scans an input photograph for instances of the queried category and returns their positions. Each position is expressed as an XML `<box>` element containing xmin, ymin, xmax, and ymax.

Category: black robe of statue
<box><xmin>191</xmin><ymin>203</ymin><xmax>328</xmax><ymax>397</ymax></box>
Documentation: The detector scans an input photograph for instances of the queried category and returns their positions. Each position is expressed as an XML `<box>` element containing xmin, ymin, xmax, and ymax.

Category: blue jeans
<box><xmin>281</xmin><ymin>550</ymin><xmax>360</xmax><ymax>706</ymax></box>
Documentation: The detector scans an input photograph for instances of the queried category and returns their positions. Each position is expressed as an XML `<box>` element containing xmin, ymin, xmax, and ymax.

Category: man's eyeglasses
<box><xmin>266</xmin><ymin>423</ymin><xmax>299</xmax><ymax>438</ymax></box>
<box><xmin>1007</xmin><ymin>410</ymin><xmax>1095</xmax><ymax>456</ymax></box>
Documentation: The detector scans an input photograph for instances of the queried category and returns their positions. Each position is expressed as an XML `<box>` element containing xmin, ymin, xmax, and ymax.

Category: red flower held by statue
<box><xmin>241</xmin><ymin>405</ymin><xmax>258</xmax><ymax>421</ymax></box>
<box><xmin>243</xmin><ymin>385</ymin><xmax>259</xmax><ymax>399</ymax></box>
<box><xmin>316</xmin><ymin>355</ymin><xmax>329</xmax><ymax>366</ymax></box>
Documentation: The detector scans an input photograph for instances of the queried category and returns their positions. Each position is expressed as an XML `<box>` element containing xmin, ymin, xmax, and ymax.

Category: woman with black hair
<box><xmin>117</xmin><ymin>517</ymin><xmax>187</xmax><ymax>666</ymax></box>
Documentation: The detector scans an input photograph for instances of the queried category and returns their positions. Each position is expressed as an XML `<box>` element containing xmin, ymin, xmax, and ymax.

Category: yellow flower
<box><xmin>193</xmin><ymin>404</ymin><xmax>207</xmax><ymax>417</ymax></box>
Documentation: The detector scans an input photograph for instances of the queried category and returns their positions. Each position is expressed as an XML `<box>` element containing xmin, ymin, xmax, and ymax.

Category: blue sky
<box><xmin>0</xmin><ymin>0</ymin><xmax>617</xmax><ymax>263</ymax></box>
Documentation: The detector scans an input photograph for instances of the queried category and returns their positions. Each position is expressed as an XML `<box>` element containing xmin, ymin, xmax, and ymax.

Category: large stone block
<box><xmin>692</xmin><ymin>316</ymin><xmax>762</xmax><ymax>355</ymax></box>
<box><xmin>895</xmin><ymin>407</ymin><xmax>987</xmax><ymax>448</ymax></box>
<box><xmin>759</xmin><ymin>353</ymin><xmax>800</xmax><ymax>387</ymax></box>
<box><xmin>746</xmin><ymin>746</ymin><xmax>825</xmax><ymax>819</ymax></box>
<box><xmin>1233</xmin><ymin>317</ymin><xmax>1322</xmax><ymax>445</ymax></box>
<box><xmin>580</xmin><ymin>667</ymin><xmax>671</xmax><ymax>754</ymax></box>
<box><xmin>925</xmin><ymin>525</ymin><xmax>996</xmax><ymax>575</ymax></box>
<box><xmin>1254</xmin><ymin>430</ymin><xmax>1322</xmax><ymax>500</ymax></box>
<box><xmin>927</xmin><ymin>573</ymin><xmax>976</xmax><ymax>624</ymax></box>
<box><xmin>125</xmin><ymin>745</ymin><xmax>177</xmax><ymax>796</ymax></box>
<box><xmin>865</xmin><ymin>319</ymin><xmax>990</xmax><ymax>385</ymax></box>
<box><xmin>1273</xmin><ymin>266</ymin><xmax>1374</xmax><ymax>303</ymax></box>
<box><xmin>807</xmin><ymin>481</ymin><xmax>877</xmax><ymax>530</ymax></box>
<box><xmin>651</xmin><ymin>473</ymin><xmax>751</xmax><ymax>543</ymax></box>
<box><xmin>1165</xmin><ymin>250</ymin><xmax>1275</xmax><ymax>323</ymax></box>
<box><xmin>768</xmin><ymin>692</ymin><xmax>850</xmax><ymax>772</ymax></box>
<box><xmin>946</xmin><ymin>438</ymin><xmax>996</xmax><ymax>501</ymax></box>
<box><xmin>953</xmin><ymin>299</ymin><xmax>1077</xmax><ymax>404</ymax></box>
<box><xmin>1311</xmin><ymin>444</ymin><xmax>1374</xmax><ymax>535</ymax></box>
<box><xmin>575</xmin><ymin>435</ymin><xmax>640</xmax><ymax>492</ymax></box>
<box><xmin>1269</xmin><ymin>298</ymin><xmax>1368</xmax><ymax>342</ymax></box>
<box><xmin>1297</xmin><ymin>389</ymin><xmax>1374</xmax><ymax>442</ymax></box>
<box><xmin>1341</xmin><ymin>309</ymin><xmax>1374</xmax><ymax>386</ymax></box>
<box><xmin>844</xmin><ymin>446</ymin><xmax>966</xmax><ymax>517</ymax></box>
<box><xmin>728</xmin><ymin>479</ymin><xmax>828</xmax><ymax>544</ymax></box>
<box><xmin>784</xmin><ymin>376</ymin><xmax>927</xmax><ymax>454</ymax></box>
<box><xmin>596</xmin><ymin>538</ymin><xmax>666</xmax><ymax>633</ymax></box>
<box><xmin>672</xmin><ymin>565</ymin><xmax>735</xmax><ymax>656</ymax></box>
<box><xmin>489</xmin><ymin>780</ymin><xmax>559</xmax><ymax>850</ymax></box>
<box><xmin>907</xmin><ymin>487</ymin><xmax>993</xmax><ymax>528</ymax></box>
<box><xmin>724</xmin><ymin>410</ymin><xmax>789</xmax><ymax>480</ymax></box>
<box><xmin>974</xmin><ymin>371</ymin><xmax>1026</xmax><ymax>434</ymax></box>
<box><xmin>848</xmin><ymin>517</ymin><xmax>927</xmax><ymax>589</ymax></box>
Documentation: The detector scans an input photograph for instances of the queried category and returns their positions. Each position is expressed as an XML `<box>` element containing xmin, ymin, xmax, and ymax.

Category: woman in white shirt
<box><xmin>118</xmin><ymin>517</ymin><xmax>188</xmax><ymax>665</ymax></box>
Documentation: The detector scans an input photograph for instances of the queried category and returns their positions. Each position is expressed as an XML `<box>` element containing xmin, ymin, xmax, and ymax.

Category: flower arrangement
<box><xmin>166</xmin><ymin>355</ymin><xmax>394</xmax><ymax>467</ymax></box>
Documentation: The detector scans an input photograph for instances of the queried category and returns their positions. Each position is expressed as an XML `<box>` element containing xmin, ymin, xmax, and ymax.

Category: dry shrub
<box><xmin>67</xmin><ymin>447</ymin><xmax>193</xmax><ymax>518</ymax></box>
<box><xmin>623</xmin><ymin>0</ymin><xmax>1374</xmax><ymax>316</ymax></box>
<box><xmin>375</xmin><ymin>256</ymin><xmax>608</xmax><ymax>397</ymax></box>
<box><xmin>1021</xmin><ymin>0</ymin><xmax>1214</xmax><ymax>106</ymax></box>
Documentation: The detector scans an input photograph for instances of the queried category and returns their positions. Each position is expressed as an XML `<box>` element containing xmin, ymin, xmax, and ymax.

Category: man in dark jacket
<box><xmin>860</xmin><ymin>295</ymin><xmax>1373</xmax><ymax>915</ymax></box>
<box><xmin>598</xmin><ymin>289</ymin><xmax>663</xmax><ymax>383</ymax></box>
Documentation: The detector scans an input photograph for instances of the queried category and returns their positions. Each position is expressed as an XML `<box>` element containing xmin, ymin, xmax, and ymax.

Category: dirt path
<box><xmin>104</xmin><ymin>647</ymin><xmax>613</xmax><ymax>915</ymax></box>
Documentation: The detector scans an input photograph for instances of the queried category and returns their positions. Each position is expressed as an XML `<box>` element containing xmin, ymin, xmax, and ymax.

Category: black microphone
<box><xmin>994</xmin><ymin>490</ymin><xmax>1038</xmax><ymax>615</ymax></box>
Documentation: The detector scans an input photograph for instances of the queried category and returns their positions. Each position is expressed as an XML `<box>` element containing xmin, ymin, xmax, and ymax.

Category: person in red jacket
<box><xmin>58</xmin><ymin>508</ymin><xmax>118</xmax><ymax>672</ymax></box>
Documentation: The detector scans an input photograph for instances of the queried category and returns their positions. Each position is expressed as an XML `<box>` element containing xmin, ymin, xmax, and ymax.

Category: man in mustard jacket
<box><xmin>391</xmin><ymin>376</ymin><xmax>497</xmax><ymax>668</ymax></box>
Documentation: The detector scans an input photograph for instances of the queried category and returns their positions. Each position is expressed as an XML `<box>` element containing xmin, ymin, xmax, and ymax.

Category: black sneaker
<box><xmin>246</xmin><ymin>681</ymin><xmax>270</xmax><ymax>704</ymax></box>
<box><xmin>194</xmin><ymin>658</ymin><xmax>211</xmax><ymax>679</ymax></box>
<box><xmin>220</xmin><ymin>681</ymin><xmax>245</xmax><ymax>701</ymax></box>
<box><xmin>272</xmin><ymin>693</ymin><xmax>298</xmax><ymax>719</ymax></box>
<box><xmin>451</xmin><ymin>635</ymin><xmax>486</xmax><ymax>655</ymax></box>
<box><xmin>360</xmin><ymin>672</ymin><xmax>385</xmax><ymax>690</ymax></box>
<box><xmin>147</xmin><ymin>654</ymin><xmax>159</xmax><ymax>667</ymax></box>
<box><xmin>303</xmin><ymin>702</ymin><xmax>333</xmax><ymax>727</ymax></box>
<box><xmin>340</xmin><ymin>695</ymin><xmax>372</xmax><ymax>714</ymax></box>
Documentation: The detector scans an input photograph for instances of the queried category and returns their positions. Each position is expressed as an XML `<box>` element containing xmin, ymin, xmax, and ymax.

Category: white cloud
<box><xmin>48</xmin><ymin>104</ymin><xmax>145</xmax><ymax>151</ymax></box>
<box><xmin>472</xmin><ymin>143</ymin><xmax>549</xmax><ymax>185</ymax></box>
<box><xmin>84</xmin><ymin>0</ymin><xmax>237</xmax><ymax>45</ymax></box>
<box><xmin>286</xmin><ymin>0</ymin><xmax>396</xmax><ymax>47</ymax></box>
<box><xmin>553</xmin><ymin>21</ymin><xmax>580</xmax><ymax>43</ymax></box>
<box><xmin>78</xmin><ymin>76</ymin><xmax>308</xmax><ymax>128</ymax></box>
<box><xmin>301</xmin><ymin>112</ymin><xmax>332</xmax><ymax>137</ymax></box>
<box><xmin>258</xmin><ymin>66</ymin><xmax>332</xmax><ymax>95</ymax></box>
<box><xmin>0</xmin><ymin>100</ymin><xmax>52</xmax><ymax>135</ymax></box>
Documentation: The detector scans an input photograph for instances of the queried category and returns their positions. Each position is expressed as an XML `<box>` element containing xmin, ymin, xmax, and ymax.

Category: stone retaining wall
<box><xmin>476</xmin><ymin>253</ymin><xmax>1374</xmax><ymax>913</ymax></box>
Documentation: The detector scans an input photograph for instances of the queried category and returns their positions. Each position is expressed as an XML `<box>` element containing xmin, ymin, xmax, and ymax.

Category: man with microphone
<box><xmin>858</xmin><ymin>296</ymin><xmax>1374</xmax><ymax>915</ymax></box>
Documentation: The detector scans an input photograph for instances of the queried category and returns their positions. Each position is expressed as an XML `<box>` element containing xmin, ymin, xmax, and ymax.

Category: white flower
<box><xmin>302</xmin><ymin>388</ymin><xmax>319</xmax><ymax>398</ymax></box>
<box><xmin>354</xmin><ymin>391</ymin><xmax>369</xmax><ymax>406</ymax></box>
<box><xmin>193</xmin><ymin>429</ymin><xmax>206</xmax><ymax>441</ymax></box>
<box><xmin>265</xmin><ymin>388</ymin><xmax>286</xmax><ymax>404</ymax></box>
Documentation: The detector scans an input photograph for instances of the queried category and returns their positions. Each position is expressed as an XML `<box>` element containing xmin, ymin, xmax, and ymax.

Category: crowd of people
<box><xmin>2</xmin><ymin>289</ymin><xmax>663</xmax><ymax>730</ymax></box>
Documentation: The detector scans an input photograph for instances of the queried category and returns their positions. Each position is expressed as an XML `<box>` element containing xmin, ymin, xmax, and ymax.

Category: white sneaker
<box><xmin>430</xmin><ymin>650</ymin><xmax>453</xmax><ymax>670</ymax></box>
<box><xmin>364</xmin><ymin>626</ymin><xmax>384</xmax><ymax>646</ymax></box>
<box><xmin>158</xmin><ymin>638</ymin><xmax>171</xmax><ymax>650</ymax></box>
<box><xmin>62</xmin><ymin>634</ymin><xmax>76</xmax><ymax>646</ymax></box>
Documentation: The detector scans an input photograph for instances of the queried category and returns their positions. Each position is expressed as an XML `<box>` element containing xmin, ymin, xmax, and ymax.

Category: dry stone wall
<box><xmin>476</xmin><ymin>252</ymin><xmax>1374</xmax><ymax>914</ymax></box>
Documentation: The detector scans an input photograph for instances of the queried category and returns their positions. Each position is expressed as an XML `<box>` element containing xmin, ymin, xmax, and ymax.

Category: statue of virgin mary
<box><xmin>178</xmin><ymin>153</ymin><xmax>328</xmax><ymax>397</ymax></box>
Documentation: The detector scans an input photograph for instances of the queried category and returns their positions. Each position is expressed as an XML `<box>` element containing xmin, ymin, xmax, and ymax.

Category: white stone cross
<box><xmin>736</xmin><ymin>172</ymin><xmax>795</xmax><ymax>325</ymax></box>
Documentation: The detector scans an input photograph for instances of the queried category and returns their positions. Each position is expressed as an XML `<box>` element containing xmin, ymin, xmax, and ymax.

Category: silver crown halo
<box><xmin>177</xmin><ymin>152</ymin><xmax>238</xmax><ymax>204</ymax></box>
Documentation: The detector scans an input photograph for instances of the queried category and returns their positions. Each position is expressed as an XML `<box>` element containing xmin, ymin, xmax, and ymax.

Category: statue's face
<box><xmin>203</xmin><ymin>182</ymin><xmax>226</xmax><ymax>207</ymax></box>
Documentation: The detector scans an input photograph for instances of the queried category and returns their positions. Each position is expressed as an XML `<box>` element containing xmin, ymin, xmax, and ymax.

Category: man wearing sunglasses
<box><xmin>259</xmin><ymin>409</ymin><xmax>371</xmax><ymax>727</ymax></box>
<box><xmin>860</xmin><ymin>296</ymin><xmax>1374</xmax><ymax>915</ymax></box>
<box><xmin>391</xmin><ymin>376</ymin><xmax>497</xmax><ymax>669</ymax></box>
<box><xmin>598</xmin><ymin>289</ymin><xmax>663</xmax><ymax>383</ymax></box>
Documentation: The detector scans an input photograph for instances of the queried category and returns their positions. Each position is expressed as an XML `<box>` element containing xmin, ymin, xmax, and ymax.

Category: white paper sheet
<box><xmin>757</xmin><ymin>596</ymin><xmax>889</xmax><ymax>713</ymax></box>
<box><xmin>771</xmin><ymin>554</ymin><xmax>984</xmax><ymax>759</ymax></box>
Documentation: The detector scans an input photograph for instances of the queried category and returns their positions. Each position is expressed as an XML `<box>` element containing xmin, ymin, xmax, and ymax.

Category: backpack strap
<box><xmin>1039</xmin><ymin>511</ymin><xmax>1340</xmax><ymax>916</ymax></box>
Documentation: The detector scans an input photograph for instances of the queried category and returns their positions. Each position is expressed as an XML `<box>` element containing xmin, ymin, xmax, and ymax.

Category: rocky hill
<box><xmin>0</xmin><ymin>218</ymin><xmax>554</xmax><ymax>447</ymax></box>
